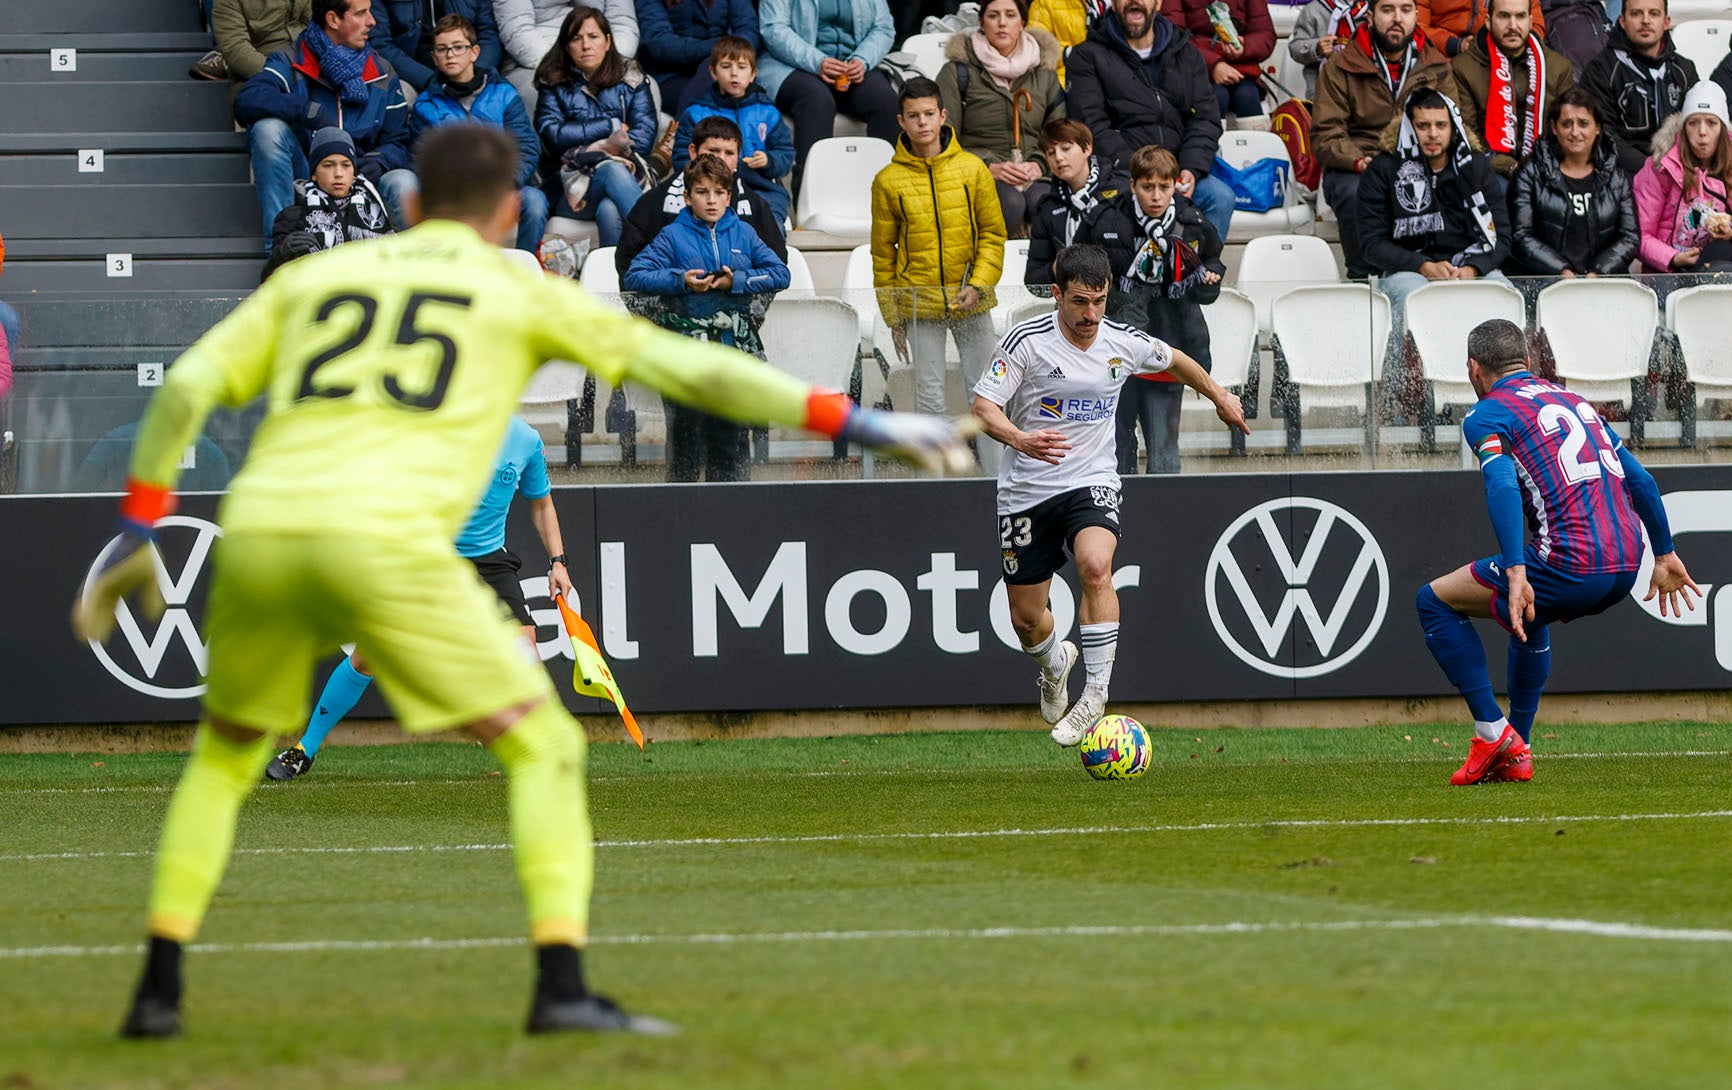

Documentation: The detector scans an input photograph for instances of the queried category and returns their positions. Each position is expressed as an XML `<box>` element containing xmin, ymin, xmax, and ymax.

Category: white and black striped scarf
<box><xmin>1128</xmin><ymin>199</ymin><xmax>1205</xmax><ymax>298</ymax></box>
<box><xmin>1055</xmin><ymin>157</ymin><xmax>1103</xmax><ymax>245</ymax></box>
<box><xmin>1394</xmin><ymin>97</ymin><xmax>1498</xmax><ymax>262</ymax></box>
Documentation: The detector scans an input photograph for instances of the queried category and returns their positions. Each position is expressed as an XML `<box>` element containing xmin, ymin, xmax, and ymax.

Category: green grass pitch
<box><xmin>2</xmin><ymin>723</ymin><xmax>1729</xmax><ymax>1089</ymax></box>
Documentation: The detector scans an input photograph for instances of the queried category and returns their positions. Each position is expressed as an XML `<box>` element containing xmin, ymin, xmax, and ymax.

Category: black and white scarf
<box><xmin>1127</xmin><ymin>200</ymin><xmax>1204</xmax><ymax>298</ymax></box>
<box><xmin>294</xmin><ymin>176</ymin><xmax>393</xmax><ymax>249</ymax></box>
<box><xmin>1393</xmin><ymin>97</ymin><xmax>1498</xmax><ymax>263</ymax></box>
<box><xmin>1055</xmin><ymin>157</ymin><xmax>1103</xmax><ymax>245</ymax></box>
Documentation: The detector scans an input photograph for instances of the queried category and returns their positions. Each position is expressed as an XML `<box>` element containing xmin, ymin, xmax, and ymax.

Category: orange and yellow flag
<box><xmin>554</xmin><ymin>593</ymin><xmax>644</xmax><ymax>749</ymax></box>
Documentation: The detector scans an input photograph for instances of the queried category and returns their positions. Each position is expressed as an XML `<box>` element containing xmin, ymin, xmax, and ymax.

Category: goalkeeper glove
<box><xmin>72</xmin><ymin>478</ymin><xmax>173</xmax><ymax>644</ymax></box>
<box><xmin>807</xmin><ymin>393</ymin><xmax>981</xmax><ymax>474</ymax></box>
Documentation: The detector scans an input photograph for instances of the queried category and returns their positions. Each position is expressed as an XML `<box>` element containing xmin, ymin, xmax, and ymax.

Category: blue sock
<box><xmin>1416</xmin><ymin>585</ymin><xmax>1503</xmax><ymax>723</ymax></box>
<box><xmin>1506</xmin><ymin>626</ymin><xmax>1551</xmax><ymax>743</ymax></box>
<box><xmin>299</xmin><ymin>658</ymin><xmax>372</xmax><ymax>757</ymax></box>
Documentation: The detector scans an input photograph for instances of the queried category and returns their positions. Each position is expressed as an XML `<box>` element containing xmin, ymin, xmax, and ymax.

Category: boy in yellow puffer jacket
<box><xmin>871</xmin><ymin>76</ymin><xmax>1008</xmax><ymax>469</ymax></box>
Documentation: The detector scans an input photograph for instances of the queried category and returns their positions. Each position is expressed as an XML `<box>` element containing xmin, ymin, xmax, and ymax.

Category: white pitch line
<box><xmin>1</xmin><ymin>750</ymin><xmax>1725</xmax><ymax>796</ymax></box>
<box><xmin>6</xmin><ymin>915</ymin><xmax>1732</xmax><ymax>961</ymax></box>
<box><xmin>5</xmin><ymin>809</ymin><xmax>1731</xmax><ymax>864</ymax></box>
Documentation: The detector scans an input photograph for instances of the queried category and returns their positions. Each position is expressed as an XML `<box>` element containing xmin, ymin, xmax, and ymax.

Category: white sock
<box><xmin>1022</xmin><ymin>631</ymin><xmax>1068</xmax><ymax>675</ymax></box>
<box><xmin>1079</xmin><ymin>622</ymin><xmax>1118</xmax><ymax>693</ymax></box>
<box><xmin>1473</xmin><ymin>717</ymin><xmax>1510</xmax><ymax>743</ymax></box>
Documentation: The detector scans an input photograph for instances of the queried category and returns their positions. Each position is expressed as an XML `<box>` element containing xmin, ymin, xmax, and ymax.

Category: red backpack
<box><xmin>1260</xmin><ymin>74</ymin><xmax>1320</xmax><ymax>191</ymax></box>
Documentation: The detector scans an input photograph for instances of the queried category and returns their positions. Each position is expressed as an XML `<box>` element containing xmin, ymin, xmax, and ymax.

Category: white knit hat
<box><xmin>1681</xmin><ymin>80</ymin><xmax>1731</xmax><ymax>130</ymax></box>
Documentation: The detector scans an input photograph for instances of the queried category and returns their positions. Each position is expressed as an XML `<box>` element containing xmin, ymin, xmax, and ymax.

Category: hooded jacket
<box><xmin>1176</xmin><ymin>0</ymin><xmax>1276</xmax><ymax>78</ymax></box>
<box><xmin>533</xmin><ymin>64</ymin><xmax>658</xmax><ymax>167</ymax></box>
<box><xmin>1072</xmin><ymin>189</ymin><xmax>1224</xmax><ymax>369</ymax></box>
<box><xmin>616</xmin><ymin>171</ymin><xmax>787</xmax><ymax>273</ymax></box>
<box><xmin>1632</xmin><ymin>111</ymin><xmax>1732</xmax><ymax>272</ymax></box>
<box><xmin>1311</xmin><ymin>29</ymin><xmax>1460</xmax><ymax>172</ymax></box>
<box><xmin>410</xmin><ymin>67</ymin><xmax>540</xmax><ymax>186</ymax></box>
<box><xmin>1578</xmin><ymin>25</ymin><xmax>1699</xmax><ymax>179</ymax></box>
<box><xmin>936</xmin><ymin>28</ymin><xmax>1067</xmax><ymax>171</ymax></box>
<box><xmin>494</xmin><ymin>0</ymin><xmax>640</xmax><ymax>70</ymax></box>
<box><xmin>1358</xmin><ymin>110</ymin><xmax>1511</xmax><ymax>274</ymax></box>
<box><xmin>635</xmin><ymin>0</ymin><xmax>760</xmax><ymax>80</ymax></box>
<box><xmin>368</xmin><ymin>0</ymin><xmax>501</xmax><ymax>91</ymax></box>
<box><xmin>1508</xmin><ymin>131</ymin><xmax>1639</xmax><ymax>275</ymax></box>
<box><xmin>623</xmin><ymin>206</ymin><xmax>791</xmax><ymax>318</ymax></box>
<box><xmin>1026</xmin><ymin>158</ymin><xmax>1129</xmax><ymax>285</ymax></box>
<box><xmin>1416</xmin><ymin>0</ymin><xmax>1544</xmax><ymax>58</ymax></box>
<box><xmin>234</xmin><ymin>34</ymin><xmax>413</xmax><ymax>179</ymax></box>
<box><xmin>869</xmin><ymin>127</ymin><xmax>1006</xmax><ymax>325</ymax></box>
<box><xmin>1064</xmin><ymin>12</ymin><xmax>1223</xmax><ymax>177</ymax></box>
<box><xmin>1028</xmin><ymin>0</ymin><xmax>1089</xmax><ymax>84</ymax></box>
<box><xmin>673</xmin><ymin>82</ymin><xmax>797</xmax><ymax>212</ymax></box>
<box><xmin>1450</xmin><ymin>27</ymin><xmax>1577</xmax><ymax>175</ymax></box>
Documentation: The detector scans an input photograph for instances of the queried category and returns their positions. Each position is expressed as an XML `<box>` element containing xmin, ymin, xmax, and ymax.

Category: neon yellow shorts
<box><xmin>201</xmin><ymin>531</ymin><xmax>553</xmax><ymax>734</ymax></box>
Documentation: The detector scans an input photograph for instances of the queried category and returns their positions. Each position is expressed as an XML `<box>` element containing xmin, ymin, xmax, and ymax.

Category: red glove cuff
<box><xmin>119</xmin><ymin>477</ymin><xmax>177</xmax><ymax>527</ymax></box>
<box><xmin>803</xmin><ymin>390</ymin><xmax>853</xmax><ymax>438</ymax></box>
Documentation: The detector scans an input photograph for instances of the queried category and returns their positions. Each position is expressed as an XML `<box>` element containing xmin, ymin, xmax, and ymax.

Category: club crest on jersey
<box><xmin>1038</xmin><ymin>396</ymin><xmax>1064</xmax><ymax>419</ymax></box>
<box><xmin>1108</xmin><ymin>357</ymin><xmax>1125</xmax><ymax>380</ymax></box>
<box><xmin>1001</xmin><ymin>548</ymin><xmax>1019</xmax><ymax>575</ymax></box>
<box><xmin>1475</xmin><ymin>434</ymin><xmax>1504</xmax><ymax>464</ymax></box>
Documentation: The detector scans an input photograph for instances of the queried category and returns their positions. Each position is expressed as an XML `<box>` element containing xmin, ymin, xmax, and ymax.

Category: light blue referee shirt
<box><xmin>453</xmin><ymin>416</ymin><xmax>551</xmax><ymax>558</ymax></box>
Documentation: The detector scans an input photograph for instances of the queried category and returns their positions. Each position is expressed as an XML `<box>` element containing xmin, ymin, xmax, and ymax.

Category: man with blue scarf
<box><xmin>235</xmin><ymin>0</ymin><xmax>416</xmax><ymax>244</ymax></box>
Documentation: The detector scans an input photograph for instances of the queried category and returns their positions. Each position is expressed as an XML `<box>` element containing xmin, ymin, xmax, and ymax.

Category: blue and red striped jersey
<box><xmin>1461</xmin><ymin>371</ymin><xmax>1645</xmax><ymax>573</ymax></box>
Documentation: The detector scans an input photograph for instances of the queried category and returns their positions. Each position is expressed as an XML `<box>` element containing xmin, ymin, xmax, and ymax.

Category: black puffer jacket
<box><xmin>1063</xmin><ymin>13</ymin><xmax>1222</xmax><ymax>178</ymax></box>
<box><xmin>1578</xmin><ymin>26</ymin><xmax>1698</xmax><ymax>178</ymax></box>
<box><xmin>1508</xmin><ymin>132</ymin><xmax>1639</xmax><ymax>275</ymax></box>
<box><xmin>1073</xmin><ymin>190</ymin><xmax>1224</xmax><ymax>366</ymax></box>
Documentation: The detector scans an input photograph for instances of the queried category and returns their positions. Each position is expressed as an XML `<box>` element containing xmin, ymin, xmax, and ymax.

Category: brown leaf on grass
<box><xmin>1409</xmin><ymin>855</ymin><xmax>1438</xmax><ymax>865</ymax></box>
<box><xmin>1543</xmin><ymin>733</ymin><xmax>1559</xmax><ymax>740</ymax></box>
<box><xmin>1071</xmin><ymin>1055</ymin><xmax>1092</xmax><ymax>1073</ymax></box>
<box><xmin>1555</xmin><ymin>829</ymin><xmax>1566</xmax><ymax>836</ymax></box>
<box><xmin>1328</xmin><ymin>884</ymin><xmax>1340</xmax><ymax>894</ymax></box>
<box><xmin>1403</xmin><ymin>735</ymin><xmax>1412</xmax><ymax>742</ymax></box>
<box><xmin>1440</xmin><ymin>741</ymin><xmax>1451</xmax><ymax>749</ymax></box>
<box><xmin>1279</xmin><ymin>856</ymin><xmax>1333</xmax><ymax>870</ymax></box>
<box><xmin>90</xmin><ymin>762</ymin><xmax>104</xmax><ymax>768</ymax></box>
<box><xmin>1214</xmin><ymin>745</ymin><xmax>1224</xmax><ymax>753</ymax></box>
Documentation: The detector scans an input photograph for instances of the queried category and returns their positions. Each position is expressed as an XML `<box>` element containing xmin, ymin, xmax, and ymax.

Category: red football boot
<box><xmin>1449</xmin><ymin>724</ymin><xmax>1522</xmax><ymax>785</ymax></box>
<box><xmin>1488</xmin><ymin>736</ymin><xmax>1533</xmax><ymax>782</ymax></box>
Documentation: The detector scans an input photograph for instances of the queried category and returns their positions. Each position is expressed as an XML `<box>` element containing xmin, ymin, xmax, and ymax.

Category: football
<box><xmin>1079</xmin><ymin>715</ymin><xmax>1151</xmax><ymax>780</ymax></box>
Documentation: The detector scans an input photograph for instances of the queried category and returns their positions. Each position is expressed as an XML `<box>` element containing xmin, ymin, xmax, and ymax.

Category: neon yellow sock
<box><xmin>146</xmin><ymin>722</ymin><xmax>274</xmax><ymax>942</ymax></box>
<box><xmin>488</xmin><ymin>701</ymin><xmax>593</xmax><ymax>947</ymax></box>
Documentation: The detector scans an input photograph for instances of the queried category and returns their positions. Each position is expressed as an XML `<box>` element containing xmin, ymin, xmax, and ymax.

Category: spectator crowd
<box><xmin>165</xmin><ymin>0</ymin><xmax>1732</xmax><ymax>475</ymax></box>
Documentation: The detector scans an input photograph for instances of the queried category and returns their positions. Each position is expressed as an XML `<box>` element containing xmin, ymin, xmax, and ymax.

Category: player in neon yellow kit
<box><xmin>74</xmin><ymin>124</ymin><xmax>975</xmax><ymax>1040</ymax></box>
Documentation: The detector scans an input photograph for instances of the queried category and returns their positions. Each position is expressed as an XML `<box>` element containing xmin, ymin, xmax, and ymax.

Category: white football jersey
<box><xmin>973</xmin><ymin>313</ymin><xmax>1173</xmax><ymax>515</ymax></box>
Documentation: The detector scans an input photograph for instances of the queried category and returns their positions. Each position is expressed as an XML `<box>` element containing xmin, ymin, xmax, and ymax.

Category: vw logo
<box><xmin>1205</xmin><ymin>498</ymin><xmax>1389</xmax><ymax>679</ymax></box>
<box><xmin>81</xmin><ymin>515</ymin><xmax>222</xmax><ymax>699</ymax></box>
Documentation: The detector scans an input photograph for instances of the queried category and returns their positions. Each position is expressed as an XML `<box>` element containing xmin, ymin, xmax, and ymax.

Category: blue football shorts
<box><xmin>1470</xmin><ymin>545</ymin><xmax>1638</xmax><ymax>635</ymax></box>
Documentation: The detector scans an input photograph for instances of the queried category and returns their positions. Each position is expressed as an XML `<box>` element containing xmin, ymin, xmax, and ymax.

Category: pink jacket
<box><xmin>0</xmin><ymin>323</ymin><xmax>10</xmax><ymax>401</ymax></box>
<box><xmin>1633</xmin><ymin>114</ymin><xmax>1732</xmax><ymax>273</ymax></box>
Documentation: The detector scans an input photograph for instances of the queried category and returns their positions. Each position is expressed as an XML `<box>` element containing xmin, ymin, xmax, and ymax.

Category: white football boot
<box><xmin>1037</xmin><ymin>640</ymin><xmax>1079</xmax><ymax>725</ymax></box>
<box><xmin>1050</xmin><ymin>685</ymin><xmax>1107</xmax><ymax>747</ymax></box>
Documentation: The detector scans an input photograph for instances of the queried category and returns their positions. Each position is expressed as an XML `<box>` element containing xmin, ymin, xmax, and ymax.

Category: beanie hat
<box><xmin>1681</xmin><ymin>81</ymin><xmax>1731</xmax><ymax>131</ymax></box>
<box><xmin>308</xmin><ymin>126</ymin><xmax>359</xmax><ymax>168</ymax></box>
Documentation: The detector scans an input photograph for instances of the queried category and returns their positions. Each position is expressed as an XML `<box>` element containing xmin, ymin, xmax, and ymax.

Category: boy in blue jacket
<box><xmin>410</xmin><ymin>13</ymin><xmax>548</xmax><ymax>252</ymax></box>
<box><xmin>674</xmin><ymin>37</ymin><xmax>795</xmax><ymax>225</ymax></box>
<box><xmin>625</xmin><ymin>153</ymin><xmax>791</xmax><ymax>481</ymax></box>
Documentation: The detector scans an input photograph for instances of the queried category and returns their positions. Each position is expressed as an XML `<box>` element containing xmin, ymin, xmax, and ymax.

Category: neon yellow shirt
<box><xmin>130</xmin><ymin>220</ymin><xmax>815</xmax><ymax>541</ymax></box>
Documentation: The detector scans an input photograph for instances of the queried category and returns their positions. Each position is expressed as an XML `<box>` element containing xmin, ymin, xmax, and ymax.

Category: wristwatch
<box><xmin>549</xmin><ymin>554</ymin><xmax>568</xmax><ymax>567</ymax></box>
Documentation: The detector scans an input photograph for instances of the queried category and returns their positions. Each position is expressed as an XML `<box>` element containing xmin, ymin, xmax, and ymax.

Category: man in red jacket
<box><xmin>1418</xmin><ymin>0</ymin><xmax>1543</xmax><ymax>57</ymax></box>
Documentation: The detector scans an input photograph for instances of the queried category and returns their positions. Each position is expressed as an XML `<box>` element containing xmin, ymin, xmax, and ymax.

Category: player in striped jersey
<box><xmin>1417</xmin><ymin>319</ymin><xmax>1700</xmax><ymax>785</ymax></box>
<box><xmin>972</xmin><ymin>245</ymin><xmax>1248</xmax><ymax>746</ymax></box>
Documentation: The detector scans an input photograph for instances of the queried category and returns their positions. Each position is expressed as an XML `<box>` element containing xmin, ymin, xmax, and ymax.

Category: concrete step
<box><xmin>0</xmin><ymin>182</ymin><xmax>258</xmax><ymax>239</ymax></box>
<box><xmin>0</xmin><ymin>49</ymin><xmax>207</xmax><ymax>81</ymax></box>
<box><xmin>0</xmin><ymin>150</ymin><xmax>249</xmax><ymax>185</ymax></box>
<box><xmin>1</xmin><ymin>256</ymin><xmax>262</xmax><ymax>293</ymax></box>
<box><xmin>8</xmin><ymin>293</ymin><xmax>241</xmax><ymax>347</ymax></box>
<box><xmin>7</xmin><ymin>0</ymin><xmax>201</xmax><ymax>35</ymax></box>
<box><xmin>0</xmin><ymin>80</ymin><xmax>232</xmax><ymax>135</ymax></box>
<box><xmin>0</xmin><ymin>130</ymin><xmax>246</xmax><ymax>153</ymax></box>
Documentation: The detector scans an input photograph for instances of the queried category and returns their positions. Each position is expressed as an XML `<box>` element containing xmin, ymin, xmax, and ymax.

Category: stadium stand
<box><xmin>1233</xmin><ymin>233</ymin><xmax>1341</xmax><ymax>334</ymax></box>
<box><xmin>1191</xmin><ymin>285</ymin><xmax>1258</xmax><ymax>455</ymax></box>
<box><xmin>1666</xmin><ymin>282</ymin><xmax>1732</xmax><ymax>447</ymax></box>
<box><xmin>0</xmin><ymin>0</ymin><xmax>262</xmax><ymax>294</ymax></box>
<box><xmin>1670</xmin><ymin>19</ymin><xmax>1732</xmax><ymax>76</ymax></box>
<box><xmin>794</xmin><ymin>136</ymin><xmax>895</xmax><ymax>235</ymax></box>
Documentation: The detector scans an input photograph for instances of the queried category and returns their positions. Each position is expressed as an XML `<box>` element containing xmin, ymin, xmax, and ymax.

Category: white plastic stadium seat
<box><xmin>1669</xmin><ymin>0</ymin><xmax>1732</xmax><ymax>20</ymax></box>
<box><xmin>785</xmin><ymin>245</ymin><xmax>815</xmax><ymax>292</ymax></box>
<box><xmin>1666</xmin><ymin>283</ymin><xmax>1732</xmax><ymax>441</ymax></box>
<box><xmin>900</xmin><ymin>32</ymin><xmax>952</xmax><ymax>78</ymax></box>
<box><xmin>761</xmin><ymin>296</ymin><xmax>862</xmax><ymax>450</ymax></box>
<box><xmin>1671</xmin><ymin>19</ymin><xmax>1732</xmax><ymax>75</ymax></box>
<box><xmin>990</xmin><ymin>239</ymin><xmax>1038</xmax><ymax>334</ymax></box>
<box><xmin>1189</xmin><ymin>287</ymin><xmax>1258</xmax><ymax>452</ymax></box>
<box><xmin>1217</xmin><ymin>130</ymin><xmax>1312</xmax><ymax>241</ymax></box>
<box><xmin>1234</xmin><ymin>233</ymin><xmax>1340</xmax><ymax>333</ymax></box>
<box><xmin>579</xmin><ymin>246</ymin><xmax>662</xmax><ymax>444</ymax></box>
<box><xmin>795</xmin><ymin>137</ymin><xmax>895</xmax><ymax>235</ymax></box>
<box><xmin>1270</xmin><ymin>283</ymin><xmax>1391</xmax><ymax>450</ymax></box>
<box><xmin>1535</xmin><ymin>277</ymin><xmax>1660</xmax><ymax>405</ymax></box>
<box><xmin>1403</xmin><ymin>279</ymin><xmax>1527</xmax><ymax>447</ymax></box>
<box><xmin>578</xmin><ymin>245</ymin><xmax>621</xmax><ymax>298</ymax></box>
<box><xmin>842</xmin><ymin>242</ymin><xmax>878</xmax><ymax>342</ymax></box>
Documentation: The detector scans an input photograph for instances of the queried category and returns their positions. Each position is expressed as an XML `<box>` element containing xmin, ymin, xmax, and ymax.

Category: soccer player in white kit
<box><xmin>972</xmin><ymin>244</ymin><xmax>1249</xmax><ymax>745</ymax></box>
